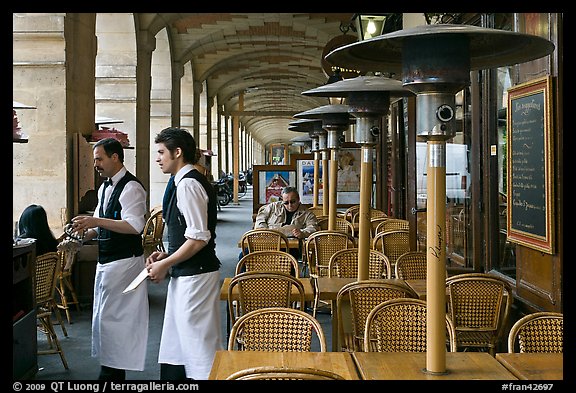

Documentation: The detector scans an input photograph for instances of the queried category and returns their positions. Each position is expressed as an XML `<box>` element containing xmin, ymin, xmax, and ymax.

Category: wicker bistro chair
<box><xmin>235</xmin><ymin>250</ymin><xmax>300</xmax><ymax>278</ymax></box>
<box><xmin>55</xmin><ymin>229</ymin><xmax>83</xmax><ymax>324</ymax></box>
<box><xmin>55</xmin><ymin>248</ymin><xmax>80</xmax><ymax>324</ymax></box>
<box><xmin>227</xmin><ymin>271</ymin><xmax>305</xmax><ymax>326</ymax></box>
<box><xmin>228</xmin><ymin>307</ymin><xmax>327</xmax><ymax>352</ymax></box>
<box><xmin>142</xmin><ymin>207</ymin><xmax>165</xmax><ymax>257</ymax></box>
<box><xmin>507</xmin><ymin>312</ymin><xmax>563</xmax><ymax>353</ymax></box>
<box><xmin>225</xmin><ymin>366</ymin><xmax>346</xmax><ymax>380</ymax></box>
<box><xmin>239</xmin><ymin>228</ymin><xmax>290</xmax><ymax>257</ymax></box>
<box><xmin>328</xmin><ymin>248</ymin><xmax>392</xmax><ymax>280</ymax></box>
<box><xmin>351</xmin><ymin>208</ymin><xmax>387</xmax><ymax>229</ymax></box>
<box><xmin>370</xmin><ymin>217</ymin><xmax>389</xmax><ymax>238</ymax></box>
<box><xmin>308</xmin><ymin>206</ymin><xmax>325</xmax><ymax>217</ymax></box>
<box><xmin>340</xmin><ymin>204</ymin><xmax>360</xmax><ymax>223</ymax></box>
<box><xmin>394</xmin><ymin>251</ymin><xmax>427</xmax><ymax>280</ymax></box>
<box><xmin>446</xmin><ymin>273</ymin><xmax>513</xmax><ymax>356</ymax></box>
<box><xmin>305</xmin><ymin>230</ymin><xmax>355</xmax><ymax>317</ymax></box>
<box><xmin>364</xmin><ymin>298</ymin><xmax>457</xmax><ymax>353</ymax></box>
<box><xmin>374</xmin><ymin>218</ymin><xmax>410</xmax><ymax>235</ymax></box>
<box><xmin>317</xmin><ymin>216</ymin><xmax>355</xmax><ymax>237</ymax></box>
<box><xmin>372</xmin><ymin>229</ymin><xmax>411</xmax><ymax>275</ymax></box>
<box><xmin>35</xmin><ymin>252</ymin><xmax>69</xmax><ymax>369</ymax></box>
<box><xmin>336</xmin><ymin>280</ymin><xmax>419</xmax><ymax>352</ymax></box>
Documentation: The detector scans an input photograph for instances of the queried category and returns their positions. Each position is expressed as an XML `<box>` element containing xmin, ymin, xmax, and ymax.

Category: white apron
<box><xmin>158</xmin><ymin>270</ymin><xmax>223</xmax><ymax>380</ymax></box>
<box><xmin>92</xmin><ymin>255</ymin><xmax>149</xmax><ymax>371</ymax></box>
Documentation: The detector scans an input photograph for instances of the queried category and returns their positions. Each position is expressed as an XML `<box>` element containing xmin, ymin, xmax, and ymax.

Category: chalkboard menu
<box><xmin>506</xmin><ymin>76</ymin><xmax>554</xmax><ymax>254</ymax></box>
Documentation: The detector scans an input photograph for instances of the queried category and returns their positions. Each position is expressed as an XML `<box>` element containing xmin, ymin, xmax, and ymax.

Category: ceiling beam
<box><xmin>220</xmin><ymin>110</ymin><xmax>299</xmax><ymax>117</ymax></box>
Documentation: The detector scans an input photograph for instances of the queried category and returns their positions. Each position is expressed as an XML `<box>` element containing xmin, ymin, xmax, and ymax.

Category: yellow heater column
<box><xmin>426</xmin><ymin>141</ymin><xmax>447</xmax><ymax>374</ymax></box>
<box><xmin>357</xmin><ymin>145</ymin><xmax>373</xmax><ymax>280</ymax></box>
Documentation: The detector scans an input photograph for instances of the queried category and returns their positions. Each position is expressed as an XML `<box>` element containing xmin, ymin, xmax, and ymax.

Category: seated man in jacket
<box><xmin>254</xmin><ymin>186</ymin><xmax>319</xmax><ymax>245</ymax></box>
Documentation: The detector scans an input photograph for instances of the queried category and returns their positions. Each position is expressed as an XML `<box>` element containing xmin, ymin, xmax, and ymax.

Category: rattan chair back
<box><xmin>235</xmin><ymin>250</ymin><xmax>299</xmax><ymax>277</ymax></box>
<box><xmin>336</xmin><ymin>280</ymin><xmax>419</xmax><ymax>352</ymax></box>
<box><xmin>308</xmin><ymin>206</ymin><xmax>325</xmax><ymax>217</ymax></box>
<box><xmin>340</xmin><ymin>205</ymin><xmax>360</xmax><ymax>223</ymax></box>
<box><xmin>370</xmin><ymin>217</ymin><xmax>389</xmax><ymax>238</ymax></box>
<box><xmin>239</xmin><ymin>228</ymin><xmax>289</xmax><ymax>257</ymax></box>
<box><xmin>316</xmin><ymin>216</ymin><xmax>329</xmax><ymax>230</ymax></box>
<box><xmin>55</xmin><ymin>248</ymin><xmax>80</xmax><ymax>324</ymax></box>
<box><xmin>351</xmin><ymin>208</ymin><xmax>387</xmax><ymax>228</ymax></box>
<box><xmin>394</xmin><ymin>251</ymin><xmax>427</xmax><ymax>280</ymax></box>
<box><xmin>507</xmin><ymin>311</ymin><xmax>563</xmax><ymax>353</ymax></box>
<box><xmin>317</xmin><ymin>217</ymin><xmax>355</xmax><ymax>237</ymax></box>
<box><xmin>228</xmin><ymin>271</ymin><xmax>305</xmax><ymax>326</ymax></box>
<box><xmin>142</xmin><ymin>207</ymin><xmax>165</xmax><ymax>256</ymax></box>
<box><xmin>305</xmin><ymin>230</ymin><xmax>355</xmax><ymax>278</ymax></box>
<box><xmin>372</xmin><ymin>229</ymin><xmax>411</xmax><ymax>269</ymax></box>
<box><xmin>228</xmin><ymin>307</ymin><xmax>327</xmax><ymax>352</ymax></box>
<box><xmin>446</xmin><ymin>273</ymin><xmax>513</xmax><ymax>356</ymax></box>
<box><xmin>328</xmin><ymin>248</ymin><xmax>391</xmax><ymax>279</ymax></box>
<box><xmin>364</xmin><ymin>298</ymin><xmax>457</xmax><ymax>353</ymax></box>
<box><xmin>305</xmin><ymin>230</ymin><xmax>355</xmax><ymax>317</ymax></box>
<box><xmin>225</xmin><ymin>366</ymin><xmax>345</xmax><ymax>380</ymax></box>
<box><xmin>35</xmin><ymin>252</ymin><xmax>69</xmax><ymax>369</ymax></box>
<box><xmin>374</xmin><ymin>218</ymin><xmax>410</xmax><ymax>235</ymax></box>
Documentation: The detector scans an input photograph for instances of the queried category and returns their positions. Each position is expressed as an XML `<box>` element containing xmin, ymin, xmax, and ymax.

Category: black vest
<box><xmin>166</xmin><ymin>169</ymin><xmax>220</xmax><ymax>277</ymax></box>
<box><xmin>98</xmin><ymin>172</ymin><xmax>145</xmax><ymax>264</ymax></box>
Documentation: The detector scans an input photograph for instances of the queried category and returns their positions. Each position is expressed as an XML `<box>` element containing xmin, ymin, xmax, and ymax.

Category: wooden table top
<box><xmin>209</xmin><ymin>350</ymin><xmax>360</xmax><ymax>380</ymax></box>
<box><xmin>404</xmin><ymin>279</ymin><xmax>427</xmax><ymax>300</ymax></box>
<box><xmin>352</xmin><ymin>352</ymin><xmax>518</xmax><ymax>380</ymax></box>
<box><xmin>495</xmin><ymin>353</ymin><xmax>563</xmax><ymax>380</ymax></box>
<box><xmin>220</xmin><ymin>276</ymin><xmax>314</xmax><ymax>302</ymax></box>
<box><xmin>316</xmin><ymin>277</ymin><xmax>412</xmax><ymax>301</ymax></box>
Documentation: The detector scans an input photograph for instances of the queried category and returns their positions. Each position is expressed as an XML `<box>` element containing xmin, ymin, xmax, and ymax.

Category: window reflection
<box><xmin>496</xmin><ymin>66</ymin><xmax>517</xmax><ymax>277</ymax></box>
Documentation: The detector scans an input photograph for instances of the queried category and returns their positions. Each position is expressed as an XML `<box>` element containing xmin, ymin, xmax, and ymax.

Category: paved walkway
<box><xmin>34</xmin><ymin>186</ymin><xmax>332</xmax><ymax>380</ymax></box>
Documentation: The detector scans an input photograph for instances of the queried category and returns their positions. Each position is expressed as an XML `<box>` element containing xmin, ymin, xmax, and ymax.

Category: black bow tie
<box><xmin>104</xmin><ymin>179</ymin><xmax>113</xmax><ymax>187</ymax></box>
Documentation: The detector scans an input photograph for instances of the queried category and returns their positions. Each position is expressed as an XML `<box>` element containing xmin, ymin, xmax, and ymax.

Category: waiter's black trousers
<box><xmin>98</xmin><ymin>366</ymin><xmax>125</xmax><ymax>380</ymax></box>
<box><xmin>160</xmin><ymin>363</ymin><xmax>192</xmax><ymax>380</ymax></box>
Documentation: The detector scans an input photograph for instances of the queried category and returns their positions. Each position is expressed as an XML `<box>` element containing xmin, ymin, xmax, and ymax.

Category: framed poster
<box><xmin>252</xmin><ymin>164</ymin><xmax>296</xmax><ymax>215</ymax></box>
<box><xmin>269</xmin><ymin>143</ymin><xmax>288</xmax><ymax>165</ymax></box>
<box><xmin>506</xmin><ymin>76</ymin><xmax>554</xmax><ymax>254</ymax></box>
<box><xmin>336</xmin><ymin>146</ymin><xmax>361</xmax><ymax>206</ymax></box>
<box><xmin>293</xmin><ymin>153</ymin><xmax>318</xmax><ymax>206</ymax></box>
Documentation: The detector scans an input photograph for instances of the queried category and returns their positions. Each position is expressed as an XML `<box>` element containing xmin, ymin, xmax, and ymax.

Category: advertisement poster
<box><xmin>258</xmin><ymin>170</ymin><xmax>295</xmax><ymax>204</ymax></box>
<box><xmin>297</xmin><ymin>159</ymin><xmax>322</xmax><ymax>205</ymax></box>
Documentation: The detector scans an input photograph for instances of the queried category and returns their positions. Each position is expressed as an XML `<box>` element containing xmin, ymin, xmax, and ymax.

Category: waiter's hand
<box><xmin>146</xmin><ymin>251</ymin><xmax>167</xmax><ymax>266</ymax></box>
<box><xmin>147</xmin><ymin>258</ymin><xmax>170</xmax><ymax>283</ymax></box>
<box><xmin>71</xmin><ymin>215</ymin><xmax>99</xmax><ymax>232</ymax></box>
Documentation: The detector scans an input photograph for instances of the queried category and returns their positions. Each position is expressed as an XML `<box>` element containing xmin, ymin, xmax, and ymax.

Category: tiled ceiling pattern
<box><xmin>138</xmin><ymin>13</ymin><xmax>355</xmax><ymax>146</ymax></box>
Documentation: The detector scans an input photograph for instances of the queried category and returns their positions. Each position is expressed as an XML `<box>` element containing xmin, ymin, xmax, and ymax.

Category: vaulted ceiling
<box><xmin>136</xmin><ymin>13</ymin><xmax>357</xmax><ymax>147</ymax></box>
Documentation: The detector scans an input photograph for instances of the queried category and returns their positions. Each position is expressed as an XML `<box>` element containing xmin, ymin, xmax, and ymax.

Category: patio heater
<box><xmin>302</xmin><ymin>75</ymin><xmax>413</xmax><ymax>281</ymax></box>
<box><xmin>326</xmin><ymin>23</ymin><xmax>554</xmax><ymax>375</ymax></box>
<box><xmin>289</xmin><ymin>119</ymin><xmax>324</xmax><ymax>208</ymax></box>
<box><xmin>294</xmin><ymin>104</ymin><xmax>352</xmax><ymax>230</ymax></box>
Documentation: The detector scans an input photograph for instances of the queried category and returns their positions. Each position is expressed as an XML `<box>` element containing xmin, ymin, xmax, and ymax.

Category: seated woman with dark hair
<box><xmin>18</xmin><ymin>204</ymin><xmax>59</xmax><ymax>256</ymax></box>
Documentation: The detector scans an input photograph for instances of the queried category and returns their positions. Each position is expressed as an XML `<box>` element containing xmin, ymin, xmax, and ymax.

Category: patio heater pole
<box><xmin>303</xmin><ymin>77</ymin><xmax>412</xmax><ymax>280</ymax></box>
<box><xmin>295</xmin><ymin>105</ymin><xmax>351</xmax><ymax>230</ymax></box>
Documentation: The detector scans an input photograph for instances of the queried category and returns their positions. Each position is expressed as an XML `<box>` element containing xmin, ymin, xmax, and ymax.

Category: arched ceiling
<box><xmin>137</xmin><ymin>13</ymin><xmax>356</xmax><ymax>147</ymax></box>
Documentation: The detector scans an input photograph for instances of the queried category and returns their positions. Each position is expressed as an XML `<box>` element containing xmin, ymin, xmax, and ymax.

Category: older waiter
<box><xmin>72</xmin><ymin>137</ymin><xmax>149</xmax><ymax>380</ymax></box>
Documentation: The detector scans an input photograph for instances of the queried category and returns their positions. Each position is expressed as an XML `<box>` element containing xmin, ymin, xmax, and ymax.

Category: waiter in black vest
<box><xmin>146</xmin><ymin>127</ymin><xmax>222</xmax><ymax>380</ymax></box>
<box><xmin>72</xmin><ymin>137</ymin><xmax>149</xmax><ymax>380</ymax></box>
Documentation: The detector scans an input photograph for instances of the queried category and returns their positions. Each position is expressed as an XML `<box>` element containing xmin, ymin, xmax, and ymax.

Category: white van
<box><xmin>416</xmin><ymin>142</ymin><xmax>470</xmax><ymax>208</ymax></box>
